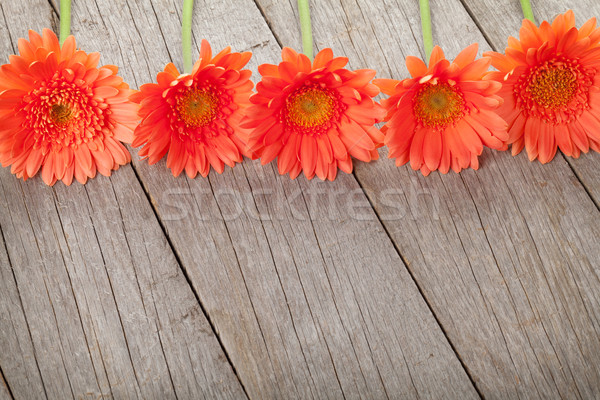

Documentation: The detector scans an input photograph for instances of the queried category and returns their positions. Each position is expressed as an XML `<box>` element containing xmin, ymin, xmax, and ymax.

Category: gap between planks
<box><xmin>0</xmin><ymin>188</ymin><xmax>50</xmax><ymax>400</ymax></box>
<box><xmin>0</xmin><ymin>315</ymin><xmax>16</xmax><ymax>400</ymax></box>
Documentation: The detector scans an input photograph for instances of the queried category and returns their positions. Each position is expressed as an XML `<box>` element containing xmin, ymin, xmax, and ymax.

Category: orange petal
<box><xmin>405</xmin><ymin>56</ymin><xmax>427</xmax><ymax>78</ymax></box>
<box><xmin>74</xmin><ymin>145</ymin><xmax>93</xmax><ymax>173</ymax></box>
<box><xmin>373</xmin><ymin>78</ymin><xmax>399</xmax><ymax>95</ymax></box>
<box><xmin>340</xmin><ymin>120</ymin><xmax>375</xmax><ymax>150</ymax></box>
<box><xmin>200</xmin><ymin>39</ymin><xmax>213</xmax><ymax>63</ymax></box>
<box><xmin>428</xmin><ymin>46</ymin><xmax>446</xmax><ymax>67</ymax></box>
<box><xmin>281</xmin><ymin>47</ymin><xmax>299</xmax><ymax>63</ymax></box>
<box><xmin>42</xmin><ymin>28</ymin><xmax>60</xmax><ymax>55</ymax></box>
<box><xmin>300</xmin><ymin>135</ymin><xmax>317</xmax><ymax>177</ymax></box>
<box><xmin>313</xmin><ymin>48</ymin><xmax>334</xmax><ymax>69</ymax></box>
<box><xmin>524</xmin><ymin>117</ymin><xmax>540</xmax><ymax>161</ymax></box>
<box><xmin>409</xmin><ymin>127</ymin><xmax>427</xmax><ymax>170</ymax></box>
<box><xmin>41</xmin><ymin>152</ymin><xmax>55</xmax><ymax>186</ymax></box>
<box><xmin>258</xmin><ymin>63</ymin><xmax>279</xmax><ymax>77</ymax></box>
<box><xmin>26</xmin><ymin>148</ymin><xmax>44</xmax><ymax>177</ymax></box>
<box><xmin>537</xmin><ymin>122</ymin><xmax>556</xmax><ymax>163</ymax></box>
<box><xmin>554</xmin><ymin>124</ymin><xmax>573</xmax><ymax>156</ymax></box>
<box><xmin>60</xmin><ymin>35</ymin><xmax>76</xmax><ymax>60</ymax></box>
<box><xmin>453</xmin><ymin>43</ymin><xmax>479</xmax><ymax>68</ymax></box>
<box><xmin>457</xmin><ymin>120</ymin><xmax>483</xmax><ymax>154</ymax></box>
<box><xmin>423</xmin><ymin>129</ymin><xmax>442</xmax><ymax>171</ymax></box>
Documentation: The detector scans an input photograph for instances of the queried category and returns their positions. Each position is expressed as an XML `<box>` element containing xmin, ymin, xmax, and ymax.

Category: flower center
<box><xmin>529</xmin><ymin>65</ymin><xmax>578</xmax><ymax>109</ymax></box>
<box><xmin>176</xmin><ymin>89</ymin><xmax>219</xmax><ymax>128</ymax></box>
<box><xmin>50</xmin><ymin>103</ymin><xmax>73</xmax><ymax>125</ymax></box>
<box><xmin>22</xmin><ymin>78</ymin><xmax>111</xmax><ymax>152</ymax></box>
<box><xmin>515</xmin><ymin>57</ymin><xmax>594</xmax><ymax>124</ymax></box>
<box><xmin>286</xmin><ymin>87</ymin><xmax>336</xmax><ymax>129</ymax></box>
<box><xmin>166</xmin><ymin>80</ymin><xmax>235</xmax><ymax>144</ymax></box>
<box><xmin>413</xmin><ymin>83</ymin><xmax>465</xmax><ymax>128</ymax></box>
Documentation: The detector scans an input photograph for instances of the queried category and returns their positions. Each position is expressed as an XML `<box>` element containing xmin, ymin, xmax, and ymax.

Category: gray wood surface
<box><xmin>0</xmin><ymin>0</ymin><xmax>599</xmax><ymax>399</ymax></box>
<box><xmin>255</xmin><ymin>0</ymin><xmax>600</xmax><ymax>398</ymax></box>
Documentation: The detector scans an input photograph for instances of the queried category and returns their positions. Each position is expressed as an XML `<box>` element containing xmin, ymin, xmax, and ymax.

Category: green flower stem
<box><xmin>59</xmin><ymin>0</ymin><xmax>71</xmax><ymax>45</ymax></box>
<box><xmin>297</xmin><ymin>0</ymin><xmax>313</xmax><ymax>60</ymax></box>
<box><xmin>519</xmin><ymin>0</ymin><xmax>535</xmax><ymax>23</ymax></box>
<box><xmin>419</xmin><ymin>0</ymin><xmax>433</xmax><ymax>63</ymax></box>
<box><xmin>182</xmin><ymin>0</ymin><xmax>194</xmax><ymax>74</ymax></box>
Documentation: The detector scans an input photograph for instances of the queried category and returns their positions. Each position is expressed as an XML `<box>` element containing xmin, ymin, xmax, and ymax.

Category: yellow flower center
<box><xmin>49</xmin><ymin>103</ymin><xmax>73</xmax><ymax>125</ymax></box>
<box><xmin>529</xmin><ymin>65</ymin><xmax>578</xmax><ymax>109</ymax></box>
<box><xmin>413</xmin><ymin>83</ymin><xmax>465</xmax><ymax>128</ymax></box>
<box><xmin>286</xmin><ymin>87</ymin><xmax>336</xmax><ymax>128</ymax></box>
<box><xmin>515</xmin><ymin>57</ymin><xmax>593</xmax><ymax>124</ymax></box>
<box><xmin>176</xmin><ymin>89</ymin><xmax>219</xmax><ymax>128</ymax></box>
<box><xmin>26</xmin><ymin>79</ymin><xmax>110</xmax><ymax>152</ymax></box>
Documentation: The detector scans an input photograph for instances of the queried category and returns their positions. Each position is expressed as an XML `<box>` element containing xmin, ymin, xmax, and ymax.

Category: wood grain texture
<box><xmin>459</xmin><ymin>1</ymin><xmax>600</xmax><ymax>208</ymax></box>
<box><xmin>0</xmin><ymin>2</ymin><xmax>247</xmax><ymax>399</ymax></box>
<box><xmin>0</xmin><ymin>163</ymin><xmax>246</xmax><ymax>399</ymax></box>
<box><xmin>254</xmin><ymin>0</ymin><xmax>600</xmax><ymax>398</ymax></box>
<box><xmin>61</xmin><ymin>0</ymin><xmax>479</xmax><ymax>398</ymax></box>
<box><xmin>0</xmin><ymin>223</ymin><xmax>46</xmax><ymax>399</ymax></box>
<box><xmin>0</xmin><ymin>166</ymin><xmax>247</xmax><ymax>399</ymax></box>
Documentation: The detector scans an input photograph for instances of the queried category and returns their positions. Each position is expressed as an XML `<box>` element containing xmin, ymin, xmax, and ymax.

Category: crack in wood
<box><xmin>0</xmin><ymin>365</ymin><xmax>15</xmax><ymax>400</ymax></box>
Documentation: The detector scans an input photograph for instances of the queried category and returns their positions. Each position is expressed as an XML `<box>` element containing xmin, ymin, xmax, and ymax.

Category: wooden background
<box><xmin>1</xmin><ymin>0</ymin><xmax>599</xmax><ymax>398</ymax></box>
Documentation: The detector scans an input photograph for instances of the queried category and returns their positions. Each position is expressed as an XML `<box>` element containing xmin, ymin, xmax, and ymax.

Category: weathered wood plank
<box><xmin>0</xmin><ymin>224</ymin><xmax>46</xmax><ymax>399</ymax></box>
<box><xmin>460</xmin><ymin>1</ymin><xmax>600</xmax><ymax>208</ymax></box>
<box><xmin>0</xmin><ymin>2</ymin><xmax>247</xmax><ymax>399</ymax></box>
<box><xmin>66</xmin><ymin>0</ymin><xmax>480</xmax><ymax>397</ymax></box>
<box><xmin>0</xmin><ymin>243</ymin><xmax>18</xmax><ymax>400</ymax></box>
<box><xmin>0</xmin><ymin>177</ymin><xmax>101</xmax><ymax>400</ymax></box>
<box><xmin>255</xmin><ymin>0</ymin><xmax>600</xmax><ymax>397</ymax></box>
<box><xmin>570</xmin><ymin>152</ymin><xmax>600</xmax><ymax>208</ymax></box>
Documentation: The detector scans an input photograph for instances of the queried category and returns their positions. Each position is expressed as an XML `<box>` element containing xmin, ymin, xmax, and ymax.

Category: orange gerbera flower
<box><xmin>0</xmin><ymin>29</ymin><xmax>136</xmax><ymax>186</ymax></box>
<box><xmin>243</xmin><ymin>47</ymin><xmax>385</xmax><ymax>181</ymax></box>
<box><xmin>374</xmin><ymin>44</ymin><xmax>508</xmax><ymax>176</ymax></box>
<box><xmin>131</xmin><ymin>40</ymin><xmax>253</xmax><ymax>178</ymax></box>
<box><xmin>485</xmin><ymin>10</ymin><xmax>600</xmax><ymax>163</ymax></box>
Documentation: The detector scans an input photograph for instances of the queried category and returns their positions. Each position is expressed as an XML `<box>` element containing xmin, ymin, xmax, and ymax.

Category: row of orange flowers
<box><xmin>0</xmin><ymin>11</ymin><xmax>599</xmax><ymax>186</ymax></box>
